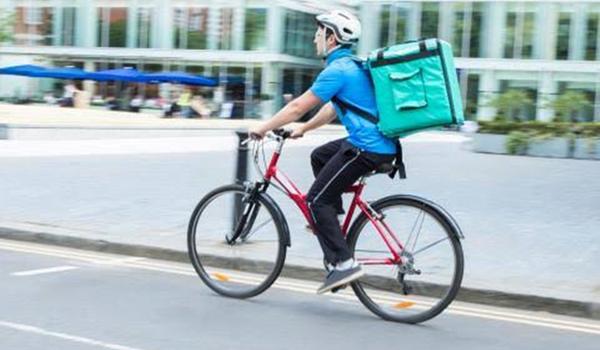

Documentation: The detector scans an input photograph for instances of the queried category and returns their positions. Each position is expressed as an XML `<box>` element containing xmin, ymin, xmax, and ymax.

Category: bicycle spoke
<box><xmin>188</xmin><ymin>184</ymin><xmax>285</xmax><ymax>298</ymax></box>
<box><xmin>408</xmin><ymin>209</ymin><xmax>426</xmax><ymax>253</ymax></box>
<box><xmin>404</xmin><ymin>209</ymin><xmax>423</xmax><ymax>251</ymax></box>
<box><xmin>350</xmin><ymin>197</ymin><xmax>463</xmax><ymax>323</ymax></box>
<box><xmin>412</xmin><ymin>236</ymin><xmax>450</xmax><ymax>256</ymax></box>
<box><xmin>241</xmin><ymin>218</ymin><xmax>273</xmax><ymax>240</ymax></box>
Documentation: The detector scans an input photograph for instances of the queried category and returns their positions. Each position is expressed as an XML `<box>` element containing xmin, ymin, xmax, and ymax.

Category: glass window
<box><xmin>465</xmin><ymin>74</ymin><xmax>480</xmax><ymax>120</ymax></box>
<box><xmin>244</xmin><ymin>8</ymin><xmax>267</xmax><ymax>51</ymax></box>
<box><xmin>14</xmin><ymin>7</ymin><xmax>54</xmax><ymax>46</ymax></box>
<box><xmin>379</xmin><ymin>4</ymin><xmax>409</xmax><ymax>47</ymax></box>
<box><xmin>61</xmin><ymin>7</ymin><xmax>77</xmax><ymax>46</ymax></box>
<box><xmin>137</xmin><ymin>8</ymin><xmax>153</xmax><ymax>48</ymax></box>
<box><xmin>218</xmin><ymin>8</ymin><xmax>234</xmax><ymax>50</ymax></box>
<box><xmin>284</xmin><ymin>10</ymin><xmax>316</xmax><ymax>58</ymax></box>
<box><xmin>556</xmin><ymin>12</ymin><xmax>571</xmax><ymax>60</ymax></box>
<box><xmin>504</xmin><ymin>10</ymin><xmax>535</xmax><ymax>59</ymax></box>
<box><xmin>504</xmin><ymin>12</ymin><xmax>517</xmax><ymax>58</ymax></box>
<box><xmin>174</xmin><ymin>8</ymin><xmax>209</xmax><ymax>49</ymax></box>
<box><xmin>521</xmin><ymin>12</ymin><xmax>535</xmax><ymax>58</ymax></box>
<box><xmin>452</xmin><ymin>2</ymin><xmax>483</xmax><ymax>57</ymax></box>
<box><xmin>420</xmin><ymin>2</ymin><xmax>439</xmax><ymax>38</ymax></box>
<box><xmin>585</xmin><ymin>13</ymin><xmax>599</xmax><ymax>60</ymax></box>
<box><xmin>97</xmin><ymin>8</ymin><xmax>128</xmax><ymax>48</ymax></box>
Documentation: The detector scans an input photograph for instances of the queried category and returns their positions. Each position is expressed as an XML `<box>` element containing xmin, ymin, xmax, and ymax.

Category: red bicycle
<box><xmin>188</xmin><ymin>129</ymin><xmax>464</xmax><ymax>323</ymax></box>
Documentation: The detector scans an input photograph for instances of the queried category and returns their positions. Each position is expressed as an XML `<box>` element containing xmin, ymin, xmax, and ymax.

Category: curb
<box><xmin>1</xmin><ymin>226</ymin><xmax>598</xmax><ymax>321</ymax></box>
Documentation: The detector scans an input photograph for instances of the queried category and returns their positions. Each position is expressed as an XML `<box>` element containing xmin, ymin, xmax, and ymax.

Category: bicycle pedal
<box><xmin>304</xmin><ymin>224</ymin><xmax>314</xmax><ymax>233</ymax></box>
<box><xmin>331</xmin><ymin>284</ymin><xmax>348</xmax><ymax>293</ymax></box>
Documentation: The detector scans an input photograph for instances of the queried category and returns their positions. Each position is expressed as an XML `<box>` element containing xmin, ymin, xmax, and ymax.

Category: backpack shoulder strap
<box><xmin>330</xmin><ymin>96</ymin><xmax>379</xmax><ymax>125</ymax></box>
<box><xmin>331</xmin><ymin>55</ymin><xmax>379</xmax><ymax>125</ymax></box>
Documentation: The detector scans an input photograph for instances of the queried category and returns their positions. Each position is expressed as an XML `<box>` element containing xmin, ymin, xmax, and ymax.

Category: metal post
<box><xmin>233</xmin><ymin>130</ymin><xmax>249</xmax><ymax>229</ymax></box>
<box><xmin>235</xmin><ymin>130</ymin><xmax>249</xmax><ymax>183</ymax></box>
<box><xmin>0</xmin><ymin>124</ymin><xmax>8</xmax><ymax>140</ymax></box>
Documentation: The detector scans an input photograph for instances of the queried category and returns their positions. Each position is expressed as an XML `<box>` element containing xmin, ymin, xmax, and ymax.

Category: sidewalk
<box><xmin>1</xmin><ymin>103</ymin><xmax>599</xmax><ymax>320</ymax></box>
<box><xmin>0</xmin><ymin>103</ymin><xmax>345</xmax><ymax>136</ymax></box>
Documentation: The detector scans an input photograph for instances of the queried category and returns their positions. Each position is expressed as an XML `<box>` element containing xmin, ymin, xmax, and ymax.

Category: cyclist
<box><xmin>249</xmin><ymin>10</ymin><xmax>398</xmax><ymax>294</ymax></box>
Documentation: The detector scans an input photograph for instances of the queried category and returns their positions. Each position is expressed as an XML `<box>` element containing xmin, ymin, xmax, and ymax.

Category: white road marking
<box><xmin>94</xmin><ymin>257</ymin><xmax>147</xmax><ymax>265</ymax></box>
<box><xmin>12</xmin><ymin>265</ymin><xmax>79</xmax><ymax>276</ymax></box>
<box><xmin>1</xmin><ymin>238</ymin><xmax>599</xmax><ymax>335</ymax></box>
<box><xmin>0</xmin><ymin>320</ymin><xmax>146</xmax><ymax>350</ymax></box>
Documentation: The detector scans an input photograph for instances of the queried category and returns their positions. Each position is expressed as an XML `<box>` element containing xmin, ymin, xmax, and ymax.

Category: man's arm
<box><xmin>291</xmin><ymin>102</ymin><xmax>336</xmax><ymax>138</ymax></box>
<box><xmin>250</xmin><ymin>90</ymin><xmax>322</xmax><ymax>137</ymax></box>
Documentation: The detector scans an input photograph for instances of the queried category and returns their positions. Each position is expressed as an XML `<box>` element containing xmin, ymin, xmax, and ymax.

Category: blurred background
<box><xmin>0</xmin><ymin>0</ymin><xmax>598</xmax><ymax>121</ymax></box>
<box><xmin>0</xmin><ymin>0</ymin><xmax>599</xmax><ymax>314</ymax></box>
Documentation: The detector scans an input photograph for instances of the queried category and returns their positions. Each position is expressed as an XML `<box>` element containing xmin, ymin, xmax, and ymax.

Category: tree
<box><xmin>547</xmin><ymin>91</ymin><xmax>593</xmax><ymax>122</ymax></box>
<box><xmin>487</xmin><ymin>89</ymin><xmax>534</xmax><ymax>121</ymax></box>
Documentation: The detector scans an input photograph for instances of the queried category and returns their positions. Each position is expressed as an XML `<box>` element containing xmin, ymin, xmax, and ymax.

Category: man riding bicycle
<box><xmin>249</xmin><ymin>10</ymin><xmax>398</xmax><ymax>294</ymax></box>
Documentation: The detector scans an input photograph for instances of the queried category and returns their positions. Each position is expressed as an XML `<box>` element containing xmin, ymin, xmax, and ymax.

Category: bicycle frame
<box><xmin>256</xmin><ymin>135</ymin><xmax>405</xmax><ymax>266</ymax></box>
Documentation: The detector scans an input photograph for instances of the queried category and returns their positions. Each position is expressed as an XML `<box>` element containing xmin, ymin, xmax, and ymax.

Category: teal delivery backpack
<box><xmin>367</xmin><ymin>39</ymin><xmax>464</xmax><ymax>137</ymax></box>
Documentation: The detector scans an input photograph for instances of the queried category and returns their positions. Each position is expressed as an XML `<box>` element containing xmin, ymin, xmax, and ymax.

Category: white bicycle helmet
<box><xmin>316</xmin><ymin>10</ymin><xmax>362</xmax><ymax>45</ymax></box>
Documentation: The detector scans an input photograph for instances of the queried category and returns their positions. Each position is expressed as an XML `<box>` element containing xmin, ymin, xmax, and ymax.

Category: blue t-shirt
<box><xmin>310</xmin><ymin>48</ymin><xmax>397</xmax><ymax>155</ymax></box>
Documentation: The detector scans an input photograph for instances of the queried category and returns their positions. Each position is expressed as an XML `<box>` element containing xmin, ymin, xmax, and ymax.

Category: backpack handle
<box><xmin>376</xmin><ymin>38</ymin><xmax>429</xmax><ymax>61</ymax></box>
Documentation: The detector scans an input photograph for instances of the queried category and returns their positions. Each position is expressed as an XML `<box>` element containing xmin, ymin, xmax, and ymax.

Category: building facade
<box><xmin>0</xmin><ymin>0</ymin><xmax>599</xmax><ymax>121</ymax></box>
<box><xmin>0</xmin><ymin>0</ymin><xmax>351</xmax><ymax>117</ymax></box>
<box><xmin>357</xmin><ymin>0</ymin><xmax>599</xmax><ymax>122</ymax></box>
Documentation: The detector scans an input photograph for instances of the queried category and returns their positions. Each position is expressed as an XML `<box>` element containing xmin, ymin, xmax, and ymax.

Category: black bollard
<box><xmin>233</xmin><ymin>130</ymin><xmax>249</xmax><ymax>231</ymax></box>
<box><xmin>235</xmin><ymin>130</ymin><xmax>249</xmax><ymax>183</ymax></box>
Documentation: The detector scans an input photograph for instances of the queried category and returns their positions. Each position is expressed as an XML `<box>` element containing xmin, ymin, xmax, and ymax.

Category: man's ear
<box><xmin>327</xmin><ymin>34</ymin><xmax>338</xmax><ymax>47</ymax></box>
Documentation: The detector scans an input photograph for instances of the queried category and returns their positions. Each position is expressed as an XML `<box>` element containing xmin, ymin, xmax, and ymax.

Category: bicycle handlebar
<box><xmin>245</xmin><ymin>128</ymin><xmax>292</xmax><ymax>145</ymax></box>
<box><xmin>271</xmin><ymin>128</ymin><xmax>292</xmax><ymax>139</ymax></box>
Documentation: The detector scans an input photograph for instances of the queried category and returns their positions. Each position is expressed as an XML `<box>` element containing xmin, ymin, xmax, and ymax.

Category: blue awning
<box><xmin>0</xmin><ymin>64</ymin><xmax>48</xmax><ymax>77</ymax></box>
<box><xmin>85</xmin><ymin>67</ymin><xmax>147</xmax><ymax>82</ymax></box>
<box><xmin>36</xmin><ymin>67</ymin><xmax>88</xmax><ymax>80</ymax></box>
<box><xmin>144</xmin><ymin>71</ymin><xmax>218</xmax><ymax>86</ymax></box>
<box><xmin>0</xmin><ymin>65</ymin><xmax>223</xmax><ymax>87</ymax></box>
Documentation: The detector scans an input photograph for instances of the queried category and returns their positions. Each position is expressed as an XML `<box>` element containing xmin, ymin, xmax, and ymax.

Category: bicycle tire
<box><xmin>347</xmin><ymin>195</ymin><xmax>464</xmax><ymax>323</ymax></box>
<box><xmin>187</xmin><ymin>184</ymin><xmax>288</xmax><ymax>298</ymax></box>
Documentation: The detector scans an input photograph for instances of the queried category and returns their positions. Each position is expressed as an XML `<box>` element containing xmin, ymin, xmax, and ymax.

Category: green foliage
<box><xmin>487</xmin><ymin>90</ymin><xmax>534</xmax><ymax>122</ymax></box>
<box><xmin>109</xmin><ymin>20</ymin><xmax>127</xmax><ymax>47</ymax></box>
<box><xmin>478</xmin><ymin>121</ymin><xmax>600</xmax><ymax>137</ymax></box>
<box><xmin>546</xmin><ymin>91</ymin><xmax>592</xmax><ymax>122</ymax></box>
<box><xmin>505</xmin><ymin>131</ymin><xmax>530</xmax><ymax>155</ymax></box>
<box><xmin>0</xmin><ymin>13</ymin><xmax>14</xmax><ymax>43</ymax></box>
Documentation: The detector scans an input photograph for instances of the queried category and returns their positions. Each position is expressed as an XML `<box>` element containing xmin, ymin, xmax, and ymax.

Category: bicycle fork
<box><xmin>226</xmin><ymin>182</ymin><xmax>264</xmax><ymax>244</ymax></box>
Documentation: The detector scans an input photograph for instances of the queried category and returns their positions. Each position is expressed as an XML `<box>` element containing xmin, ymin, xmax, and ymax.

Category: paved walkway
<box><xmin>1</xmin><ymin>103</ymin><xmax>599</xmax><ymax>316</ymax></box>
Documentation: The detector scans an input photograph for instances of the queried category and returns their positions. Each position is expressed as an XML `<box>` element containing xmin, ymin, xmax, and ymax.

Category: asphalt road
<box><xmin>0</xmin><ymin>132</ymin><xmax>598</xmax><ymax>302</ymax></box>
<box><xmin>0</xmin><ymin>239</ymin><xmax>599</xmax><ymax>350</ymax></box>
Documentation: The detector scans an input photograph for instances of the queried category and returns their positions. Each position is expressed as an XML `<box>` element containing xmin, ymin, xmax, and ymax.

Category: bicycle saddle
<box><xmin>374</xmin><ymin>163</ymin><xmax>396</xmax><ymax>174</ymax></box>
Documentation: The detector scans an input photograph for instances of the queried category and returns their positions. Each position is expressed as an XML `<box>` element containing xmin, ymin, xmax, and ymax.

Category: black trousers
<box><xmin>307</xmin><ymin>138</ymin><xmax>395</xmax><ymax>265</ymax></box>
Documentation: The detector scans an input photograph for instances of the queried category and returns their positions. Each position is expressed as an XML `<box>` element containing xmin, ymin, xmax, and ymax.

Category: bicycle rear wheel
<box><xmin>347</xmin><ymin>195</ymin><xmax>464</xmax><ymax>323</ymax></box>
<box><xmin>187</xmin><ymin>184</ymin><xmax>287</xmax><ymax>298</ymax></box>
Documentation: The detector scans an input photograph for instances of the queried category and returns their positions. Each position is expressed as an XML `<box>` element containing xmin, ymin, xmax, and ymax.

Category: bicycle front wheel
<box><xmin>347</xmin><ymin>195</ymin><xmax>464</xmax><ymax>323</ymax></box>
<box><xmin>187</xmin><ymin>184</ymin><xmax>287</xmax><ymax>298</ymax></box>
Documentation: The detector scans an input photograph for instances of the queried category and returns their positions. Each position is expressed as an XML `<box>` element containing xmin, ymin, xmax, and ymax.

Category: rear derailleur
<box><xmin>396</xmin><ymin>251</ymin><xmax>421</xmax><ymax>295</ymax></box>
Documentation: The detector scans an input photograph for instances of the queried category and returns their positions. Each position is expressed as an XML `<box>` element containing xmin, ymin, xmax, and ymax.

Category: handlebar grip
<box><xmin>272</xmin><ymin>128</ymin><xmax>292</xmax><ymax>139</ymax></box>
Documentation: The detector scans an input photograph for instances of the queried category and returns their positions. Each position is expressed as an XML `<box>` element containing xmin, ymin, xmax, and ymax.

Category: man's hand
<box><xmin>248</xmin><ymin>125</ymin><xmax>268</xmax><ymax>140</ymax></box>
<box><xmin>290</xmin><ymin>127</ymin><xmax>304</xmax><ymax>139</ymax></box>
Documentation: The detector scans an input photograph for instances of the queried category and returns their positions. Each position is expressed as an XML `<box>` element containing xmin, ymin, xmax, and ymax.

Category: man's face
<box><xmin>313</xmin><ymin>26</ymin><xmax>335</xmax><ymax>56</ymax></box>
<box><xmin>313</xmin><ymin>27</ymin><xmax>325</xmax><ymax>56</ymax></box>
